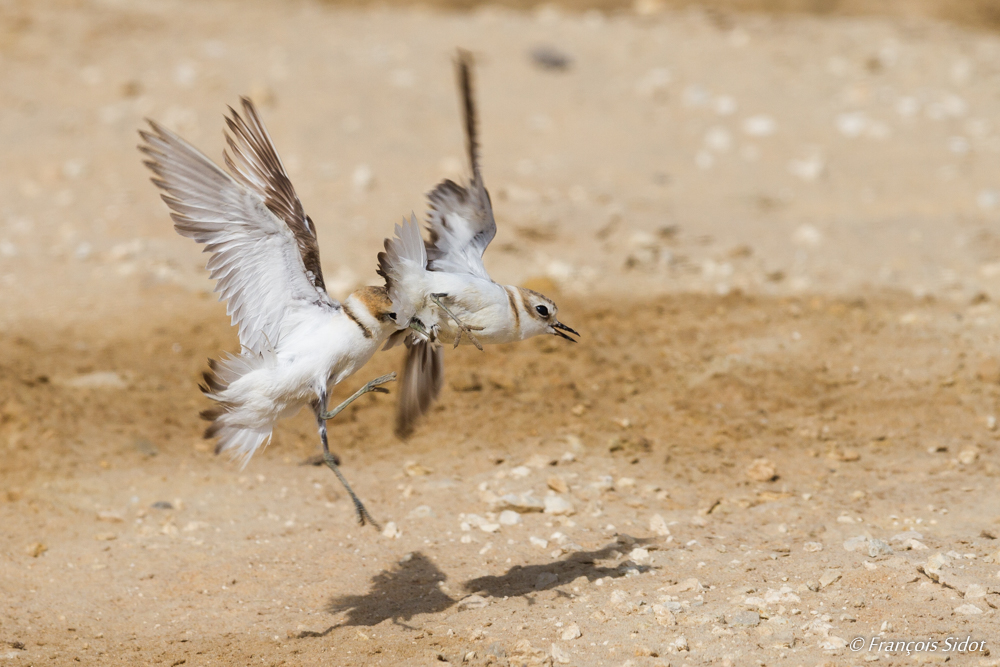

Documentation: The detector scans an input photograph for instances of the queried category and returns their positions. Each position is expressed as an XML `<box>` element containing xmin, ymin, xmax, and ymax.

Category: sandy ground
<box><xmin>4</xmin><ymin>0</ymin><xmax>1000</xmax><ymax>665</ymax></box>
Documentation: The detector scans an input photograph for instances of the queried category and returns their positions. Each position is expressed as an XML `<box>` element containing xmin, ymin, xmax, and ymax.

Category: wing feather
<box><xmin>424</xmin><ymin>50</ymin><xmax>497</xmax><ymax>280</ymax></box>
<box><xmin>139</xmin><ymin>105</ymin><xmax>336</xmax><ymax>354</ymax></box>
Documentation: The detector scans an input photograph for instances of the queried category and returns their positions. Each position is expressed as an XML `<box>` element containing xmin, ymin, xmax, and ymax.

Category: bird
<box><xmin>377</xmin><ymin>50</ymin><xmax>579</xmax><ymax>439</ymax></box>
<box><xmin>138</xmin><ymin>98</ymin><xmax>423</xmax><ymax>527</ymax></box>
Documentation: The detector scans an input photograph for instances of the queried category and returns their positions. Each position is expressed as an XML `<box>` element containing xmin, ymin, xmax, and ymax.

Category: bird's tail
<box><xmin>199</xmin><ymin>348</ymin><xmax>278</xmax><ymax>467</ymax></box>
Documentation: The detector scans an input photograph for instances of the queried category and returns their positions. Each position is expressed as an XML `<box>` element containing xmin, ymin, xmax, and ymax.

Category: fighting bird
<box><xmin>138</xmin><ymin>99</ymin><xmax>421</xmax><ymax>526</ymax></box>
<box><xmin>378</xmin><ymin>51</ymin><xmax>579</xmax><ymax>438</ymax></box>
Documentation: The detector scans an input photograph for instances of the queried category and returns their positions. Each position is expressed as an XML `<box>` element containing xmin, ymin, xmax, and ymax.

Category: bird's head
<box><xmin>516</xmin><ymin>287</ymin><xmax>579</xmax><ymax>343</ymax></box>
<box><xmin>347</xmin><ymin>286</ymin><xmax>409</xmax><ymax>340</ymax></box>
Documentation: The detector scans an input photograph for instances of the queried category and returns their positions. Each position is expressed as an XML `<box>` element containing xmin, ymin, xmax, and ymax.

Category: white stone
<box><xmin>381</xmin><ymin>521</ymin><xmax>400</xmax><ymax>539</ymax></box>
<box><xmin>819</xmin><ymin>636</ymin><xmax>848</xmax><ymax>650</ymax></box>
<box><xmin>530</xmin><ymin>536</ymin><xmax>549</xmax><ymax>549</ymax></box>
<box><xmin>955</xmin><ymin>603</ymin><xmax>983</xmax><ymax>615</ymax></box>
<box><xmin>550</xmin><ymin>643</ymin><xmax>570</xmax><ymax>664</ymax></box>
<box><xmin>406</xmin><ymin>505</ymin><xmax>433</xmax><ymax>520</ymax></box>
<box><xmin>458</xmin><ymin>595</ymin><xmax>489</xmax><ymax>609</ymax></box>
<box><xmin>499</xmin><ymin>510</ymin><xmax>521</xmax><ymax>526</ymax></box>
<box><xmin>743</xmin><ymin>115</ymin><xmax>776</xmax><ymax>137</ymax></box>
<box><xmin>649</xmin><ymin>514</ymin><xmax>671</xmax><ymax>536</ymax></box>
<box><xmin>544</xmin><ymin>496</ymin><xmax>575</xmax><ymax>516</ymax></box>
<box><xmin>629</xmin><ymin>547</ymin><xmax>652</xmax><ymax>565</ymax></box>
<box><xmin>351</xmin><ymin>164</ymin><xmax>374</xmax><ymax>192</ymax></box>
<box><xmin>965</xmin><ymin>584</ymin><xmax>987</xmax><ymax>598</ymax></box>
<box><xmin>560</xmin><ymin>623</ymin><xmax>582</xmax><ymax>641</ymax></box>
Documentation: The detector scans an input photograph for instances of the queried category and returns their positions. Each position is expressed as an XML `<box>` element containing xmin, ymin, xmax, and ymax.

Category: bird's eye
<box><xmin>535</xmin><ymin>305</ymin><xmax>549</xmax><ymax>318</ymax></box>
<box><xmin>388</xmin><ymin>312</ymin><xmax>397</xmax><ymax>321</ymax></box>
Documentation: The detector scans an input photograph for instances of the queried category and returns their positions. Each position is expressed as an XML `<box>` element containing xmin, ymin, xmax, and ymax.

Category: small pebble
<box><xmin>803</xmin><ymin>542</ymin><xmax>823</xmax><ymax>552</ymax></box>
<box><xmin>746</xmin><ymin>458</ymin><xmax>777</xmax><ymax>482</ymax></box>
<box><xmin>728</xmin><ymin>610</ymin><xmax>760</xmax><ymax>627</ymax></box>
<box><xmin>649</xmin><ymin>514</ymin><xmax>671</xmax><ymax>536</ymax></box>
<box><xmin>381</xmin><ymin>522</ymin><xmax>400</xmax><ymax>539</ymax></box>
<box><xmin>866</xmin><ymin>538</ymin><xmax>893</xmax><ymax>558</ymax></box>
<box><xmin>965</xmin><ymin>584</ymin><xmax>986</xmax><ymax>598</ymax></box>
<box><xmin>530</xmin><ymin>536</ymin><xmax>549</xmax><ymax>549</ymax></box>
<box><xmin>958</xmin><ymin>448</ymin><xmax>979</xmax><ymax>464</ymax></box>
<box><xmin>404</xmin><ymin>461</ymin><xmax>432</xmax><ymax>476</ymax></box>
<box><xmin>499</xmin><ymin>510</ymin><xmax>521</xmax><ymax>526</ymax></box>
<box><xmin>25</xmin><ymin>542</ymin><xmax>47</xmax><ymax>558</ymax></box>
<box><xmin>352</xmin><ymin>164</ymin><xmax>374</xmax><ymax>193</ymax></box>
<box><xmin>493</xmin><ymin>493</ymin><xmax>545</xmax><ymax>513</ymax></box>
<box><xmin>819</xmin><ymin>569</ymin><xmax>842</xmax><ymax>589</ymax></box>
<box><xmin>560</xmin><ymin>623</ymin><xmax>582</xmax><ymax>641</ymax></box>
<box><xmin>550</xmin><ymin>643</ymin><xmax>571</xmax><ymax>664</ymax></box>
<box><xmin>544</xmin><ymin>496</ymin><xmax>575</xmax><ymax>516</ymax></box>
<box><xmin>458</xmin><ymin>595</ymin><xmax>489</xmax><ymax>610</ymax></box>
<box><xmin>629</xmin><ymin>547</ymin><xmax>651</xmax><ymax>565</ymax></box>
<box><xmin>743</xmin><ymin>115</ymin><xmax>776</xmax><ymax>137</ymax></box>
<box><xmin>406</xmin><ymin>505</ymin><xmax>433</xmax><ymax>520</ymax></box>
<box><xmin>955</xmin><ymin>603</ymin><xmax>983</xmax><ymax>615</ymax></box>
<box><xmin>547</xmin><ymin>476</ymin><xmax>569</xmax><ymax>494</ymax></box>
<box><xmin>529</xmin><ymin>45</ymin><xmax>572</xmax><ymax>71</ymax></box>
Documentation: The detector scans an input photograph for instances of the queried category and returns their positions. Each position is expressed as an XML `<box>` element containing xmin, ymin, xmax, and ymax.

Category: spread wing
<box><xmin>139</xmin><ymin>98</ymin><xmax>336</xmax><ymax>354</ymax></box>
<box><xmin>425</xmin><ymin>50</ymin><xmax>497</xmax><ymax>281</ymax></box>
<box><xmin>395</xmin><ymin>339</ymin><xmax>445</xmax><ymax>438</ymax></box>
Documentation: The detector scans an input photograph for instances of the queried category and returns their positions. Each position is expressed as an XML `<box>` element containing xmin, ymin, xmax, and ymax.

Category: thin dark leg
<box><xmin>313</xmin><ymin>385</ymin><xmax>387</xmax><ymax>530</ymax></box>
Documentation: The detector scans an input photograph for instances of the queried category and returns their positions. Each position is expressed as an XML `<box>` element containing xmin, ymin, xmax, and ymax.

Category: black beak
<box><xmin>551</xmin><ymin>321</ymin><xmax>579</xmax><ymax>342</ymax></box>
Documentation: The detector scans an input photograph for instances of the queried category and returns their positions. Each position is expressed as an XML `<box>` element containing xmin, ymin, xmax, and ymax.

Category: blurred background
<box><xmin>4</xmin><ymin>0</ymin><xmax>1000</xmax><ymax>328</ymax></box>
<box><xmin>4</xmin><ymin>1</ymin><xmax>1000</xmax><ymax>664</ymax></box>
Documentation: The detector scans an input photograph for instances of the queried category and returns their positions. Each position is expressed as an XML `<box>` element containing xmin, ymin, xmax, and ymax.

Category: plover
<box><xmin>138</xmin><ymin>99</ymin><xmax>421</xmax><ymax>526</ymax></box>
<box><xmin>377</xmin><ymin>51</ymin><xmax>579</xmax><ymax>438</ymax></box>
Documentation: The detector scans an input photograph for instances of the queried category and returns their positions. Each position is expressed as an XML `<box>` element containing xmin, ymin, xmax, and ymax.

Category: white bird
<box><xmin>377</xmin><ymin>51</ymin><xmax>579</xmax><ymax>438</ymax></box>
<box><xmin>138</xmin><ymin>98</ymin><xmax>421</xmax><ymax>526</ymax></box>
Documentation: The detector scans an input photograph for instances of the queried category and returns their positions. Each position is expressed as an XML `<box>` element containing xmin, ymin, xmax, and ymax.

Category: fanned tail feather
<box><xmin>395</xmin><ymin>339</ymin><xmax>445</xmax><ymax>439</ymax></box>
<box><xmin>199</xmin><ymin>347</ymin><xmax>278</xmax><ymax>468</ymax></box>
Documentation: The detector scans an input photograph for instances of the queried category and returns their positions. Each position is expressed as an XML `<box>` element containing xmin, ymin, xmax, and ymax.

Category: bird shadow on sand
<box><xmin>306</xmin><ymin>535</ymin><xmax>659</xmax><ymax>634</ymax></box>
<box><xmin>463</xmin><ymin>536</ymin><xmax>659</xmax><ymax>604</ymax></box>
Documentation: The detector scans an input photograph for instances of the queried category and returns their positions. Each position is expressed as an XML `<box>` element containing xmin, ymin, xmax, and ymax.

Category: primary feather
<box><xmin>139</xmin><ymin>98</ymin><xmax>337</xmax><ymax>356</ymax></box>
<box><xmin>424</xmin><ymin>50</ymin><xmax>497</xmax><ymax>281</ymax></box>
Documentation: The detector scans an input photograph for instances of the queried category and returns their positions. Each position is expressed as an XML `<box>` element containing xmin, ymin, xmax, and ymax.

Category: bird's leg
<box><xmin>430</xmin><ymin>293</ymin><xmax>484</xmax><ymax>351</ymax></box>
<box><xmin>319</xmin><ymin>372</ymin><xmax>397</xmax><ymax>420</ymax></box>
<box><xmin>312</xmin><ymin>379</ymin><xmax>395</xmax><ymax>530</ymax></box>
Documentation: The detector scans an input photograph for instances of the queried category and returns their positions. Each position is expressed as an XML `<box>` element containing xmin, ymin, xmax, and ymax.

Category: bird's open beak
<box><xmin>408</xmin><ymin>318</ymin><xmax>429</xmax><ymax>337</ymax></box>
<box><xmin>551</xmin><ymin>321</ymin><xmax>579</xmax><ymax>343</ymax></box>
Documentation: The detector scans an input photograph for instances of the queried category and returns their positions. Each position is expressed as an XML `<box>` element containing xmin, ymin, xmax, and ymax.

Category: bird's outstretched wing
<box><xmin>424</xmin><ymin>50</ymin><xmax>497</xmax><ymax>281</ymax></box>
<box><xmin>139</xmin><ymin>99</ymin><xmax>336</xmax><ymax>354</ymax></box>
<box><xmin>395</xmin><ymin>338</ymin><xmax>445</xmax><ymax>438</ymax></box>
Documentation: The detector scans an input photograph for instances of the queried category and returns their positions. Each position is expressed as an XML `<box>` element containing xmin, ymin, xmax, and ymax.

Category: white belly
<box><xmin>421</xmin><ymin>273</ymin><xmax>522</xmax><ymax>345</ymax></box>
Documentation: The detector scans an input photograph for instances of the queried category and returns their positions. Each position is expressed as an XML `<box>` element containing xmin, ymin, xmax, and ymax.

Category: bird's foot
<box><xmin>322</xmin><ymin>451</ymin><xmax>380</xmax><ymax>530</ymax></box>
<box><xmin>430</xmin><ymin>293</ymin><xmax>485</xmax><ymax>351</ymax></box>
